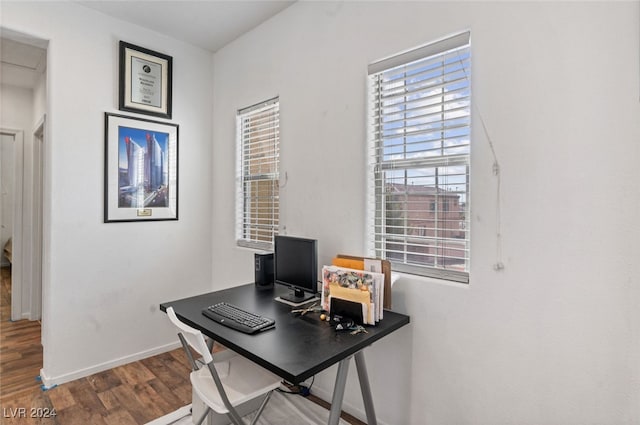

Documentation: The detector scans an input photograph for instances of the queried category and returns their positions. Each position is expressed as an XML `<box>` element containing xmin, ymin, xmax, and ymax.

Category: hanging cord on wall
<box><xmin>279</xmin><ymin>171</ymin><xmax>288</xmax><ymax>189</ymax></box>
<box><xmin>458</xmin><ymin>51</ymin><xmax>504</xmax><ymax>271</ymax></box>
<box><xmin>475</xmin><ymin>105</ymin><xmax>504</xmax><ymax>272</ymax></box>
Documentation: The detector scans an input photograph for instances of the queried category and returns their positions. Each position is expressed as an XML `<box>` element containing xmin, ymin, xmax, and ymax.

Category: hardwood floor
<box><xmin>1</xmin><ymin>266</ymin><xmax>44</xmax><ymax>403</ymax></box>
<box><xmin>0</xmin><ymin>266</ymin><xmax>194</xmax><ymax>425</ymax></box>
<box><xmin>0</xmin><ymin>267</ymin><xmax>365</xmax><ymax>425</ymax></box>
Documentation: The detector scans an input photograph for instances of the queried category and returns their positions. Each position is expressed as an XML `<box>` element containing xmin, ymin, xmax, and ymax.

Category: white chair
<box><xmin>166</xmin><ymin>307</ymin><xmax>281</xmax><ymax>425</ymax></box>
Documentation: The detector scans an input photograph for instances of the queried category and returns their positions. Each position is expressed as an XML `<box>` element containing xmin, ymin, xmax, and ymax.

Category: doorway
<box><xmin>0</xmin><ymin>31</ymin><xmax>47</xmax><ymax>322</ymax></box>
<box><xmin>0</xmin><ymin>29</ymin><xmax>47</xmax><ymax>400</ymax></box>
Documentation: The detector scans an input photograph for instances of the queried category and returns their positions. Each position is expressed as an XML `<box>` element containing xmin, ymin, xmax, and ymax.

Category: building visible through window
<box><xmin>236</xmin><ymin>98</ymin><xmax>279</xmax><ymax>250</ymax></box>
<box><xmin>367</xmin><ymin>32</ymin><xmax>470</xmax><ymax>283</ymax></box>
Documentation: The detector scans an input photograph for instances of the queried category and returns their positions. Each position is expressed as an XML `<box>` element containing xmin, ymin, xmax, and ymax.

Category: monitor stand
<box><xmin>276</xmin><ymin>288</ymin><xmax>316</xmax><ymax>306</ymax></box>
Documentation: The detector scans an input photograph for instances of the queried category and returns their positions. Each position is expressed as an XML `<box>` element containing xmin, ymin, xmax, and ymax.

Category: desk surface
<box><xmin>160</xmin><ymin>283</ymin><xmax>410</xmax><ymax>384</ymax></box>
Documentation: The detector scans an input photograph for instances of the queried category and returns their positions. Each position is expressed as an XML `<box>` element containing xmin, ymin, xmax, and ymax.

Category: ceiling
<box><xmin>77</xmin><ymin>0</ymin><xmax>296</xmax><ymax>53</ymax></box>
<box><xmin>0</xmin><ymin>36</ymin><xmax>47</xmax><ymax>89</ymax></box>
<box><xmin>1</xmin><ymin>1</ymin><xmax>295</xmax><ymax>88</ymax></box>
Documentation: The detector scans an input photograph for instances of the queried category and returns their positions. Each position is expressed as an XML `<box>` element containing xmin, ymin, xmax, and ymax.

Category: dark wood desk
<box><xmin>160</xmin><ymin>283</ymin><xmax>410</xmax><ymax>425</ymax></box>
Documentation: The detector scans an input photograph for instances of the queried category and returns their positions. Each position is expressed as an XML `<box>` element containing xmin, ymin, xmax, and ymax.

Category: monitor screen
<box><xmin>274</xmin><ymin>235</ymin><xmax>317</xmax><ymax>303</ymax></box>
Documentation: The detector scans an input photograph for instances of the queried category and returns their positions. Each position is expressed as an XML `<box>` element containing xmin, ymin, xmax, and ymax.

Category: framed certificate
<box><xmin>104</xmin><ymin>113</ymin><xmax>178</xmax><ymax>222</ymax></box>
<box><xmin>119</xmin><ymin>41</ymin><xmax>172</xmax><ymax>119</ymax></box>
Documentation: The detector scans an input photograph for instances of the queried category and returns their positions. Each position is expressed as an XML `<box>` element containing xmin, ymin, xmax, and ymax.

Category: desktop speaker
<box><xmin>254</xmin><ymin>252</ymin><xmax>274</xmax><ymax>287</ymax></box>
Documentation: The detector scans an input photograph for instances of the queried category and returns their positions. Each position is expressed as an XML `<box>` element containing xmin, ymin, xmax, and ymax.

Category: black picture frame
<box><xmin>119</xmin><ymin>41</ymin><xmax>173</xmax><ymax>119</ymax></box>
<box><xmin>104</xmin><ymin>113</ymin><xmax>178</xmax><ymax>222</ymax></box>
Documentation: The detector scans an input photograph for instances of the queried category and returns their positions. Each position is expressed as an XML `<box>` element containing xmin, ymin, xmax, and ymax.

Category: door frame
<box><xmin>29</xmin><ymin>117</ymin><xmax>45</xmax><ymax>320</ymax></box>
<box><xmin>1</xmin><ymin>128</ymin><xmax>24</xmax><ymax>321</ymax></box>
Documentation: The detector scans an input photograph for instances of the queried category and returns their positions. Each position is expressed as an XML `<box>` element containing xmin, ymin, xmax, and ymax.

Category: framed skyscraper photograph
<box><xmin>104</xmin><ymin>113</ymin><xmax>178</xmax><ymax>222</ymax></box>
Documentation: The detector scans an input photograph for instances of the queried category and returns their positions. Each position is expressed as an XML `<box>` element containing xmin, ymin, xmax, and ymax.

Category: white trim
<box><xmin>1</xmin><ymin>128</ymin><xmax>24</xmax><ymax>321</ymax></box>
<box><xmin>39</xmin><ymin>341</ymin><xmax>181</xmax><ymax>387</ymax></box>
<box><xmin>144</xmin><ymin>405</ymin><xmax>192</xmax><ymax>425</ymax></box>
<box><xmin>368</xmin><ymin>30</ymin><xmax>470</xmax><ymax>75</ymax></box>
<box><xmin>28</xmin><ymin>116</ymin><xmax>45</xmax><ymax>320</ymax></box>
<box><xmin>237</xmin><ymin>96</ymin><xmax>278</xmax><ymax>115</ymax></box>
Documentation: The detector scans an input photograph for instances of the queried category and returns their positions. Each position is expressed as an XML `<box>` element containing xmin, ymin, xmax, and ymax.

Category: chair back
<box><xmin>166</xmin><ymin>306</ymin><xmax>214</xmax><ymax>364</ymax></box>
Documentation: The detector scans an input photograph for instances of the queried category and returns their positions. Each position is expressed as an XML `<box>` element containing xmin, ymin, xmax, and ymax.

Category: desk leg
<box><xmin>355</xmin><ymin>351</ymin><xmax>377</xmax><ymax>425</ymax></box>
<box><xmin>328</xmin><ymin>356</ymin><xmax>351</xmax><ymax>425</ymax></box>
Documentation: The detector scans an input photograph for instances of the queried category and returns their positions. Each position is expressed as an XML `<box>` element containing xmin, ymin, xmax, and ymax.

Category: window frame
<box><xmin>235</xmin><ymin>97</ymin><xmax>280</xmax><ymax>251</ymax></box>
<box><xmin>367</xmin><ymin>32</ymin><xmax>471</xmax><ymax>283</ymax></box>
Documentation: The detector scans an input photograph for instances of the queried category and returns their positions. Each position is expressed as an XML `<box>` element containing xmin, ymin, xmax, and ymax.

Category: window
<box><xmin>236</xmin><ymin>98</ymin><xmax>279</xmax><ymax>250</ymax></box>
<box><xmin>367</xmin><ymin>32</ymin><xmax>471</xmax><ymax>283</ymax></box>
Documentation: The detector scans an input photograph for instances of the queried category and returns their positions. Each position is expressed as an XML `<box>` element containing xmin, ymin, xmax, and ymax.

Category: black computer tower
<box><xmin>254</xmin><ymin>252</ymin><xmax>274</xmax><ymax>287</ymax></box>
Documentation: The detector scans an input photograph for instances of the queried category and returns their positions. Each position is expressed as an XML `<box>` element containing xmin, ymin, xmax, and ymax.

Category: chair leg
<box><xmin>194</xmin><ymin>406</ymin><xmax>211</xmax><ymax>425</ymax></box>
<box><xmin>178</xmin><ymin>333</ymin><xmax>199</xmax><ymax>371</ymax></box>
<box><xmin>249</xmin><ymin>390</ymin><xmax>273</xmax><ymax>425</ymax></box>
<box><xmin>224</xmin><ymin>412</ymin><xmax>247</xmax><ymax>425</ymax></box>
<box><xmin>207</xmin><ymin>363</ymin><xmax>247</xmax><ymax>425</ymax></box>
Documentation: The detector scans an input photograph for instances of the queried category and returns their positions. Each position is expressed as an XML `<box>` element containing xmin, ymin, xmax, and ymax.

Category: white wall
<box><xmin>1</xmin><ymin>2</ymin><xmax>214</xmax><ymax>384</ymax></box>
<box><xmin>212</xmin><ymin>2</ymin><xmax>640</xmax><ymax>424</ymax></box>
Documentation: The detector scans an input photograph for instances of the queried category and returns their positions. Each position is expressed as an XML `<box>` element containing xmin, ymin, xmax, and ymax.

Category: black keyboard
<box><xmin>202</xmin><ymin>302</ymin><xmax>275</xmax><ymax>334</ymax></box>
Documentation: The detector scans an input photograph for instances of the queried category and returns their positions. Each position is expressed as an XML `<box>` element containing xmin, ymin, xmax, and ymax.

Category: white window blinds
<box><xmin>367</xmin><ymin>32</ymin><xmax>471</xmax><ymax>283</ymax></box>
<box><xmin>236</xmin><ymin>98</ymin><xmax>280</xmax><ymax>250</ymax></box>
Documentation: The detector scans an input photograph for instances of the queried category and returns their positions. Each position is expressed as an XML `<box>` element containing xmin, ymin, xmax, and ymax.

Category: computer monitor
<box><xmin>274</xmin><ymin>235</ymin><xmax>318</xmax><ymax>303</ymax></box>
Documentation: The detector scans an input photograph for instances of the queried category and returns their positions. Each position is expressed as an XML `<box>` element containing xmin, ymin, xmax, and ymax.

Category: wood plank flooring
<box><xmin>0</xmin><ymin>266</ymin><xmax>194</xmax><ymax>424</ymax></box>
<box><xmin>1</xmin><ymin>267</ymin><xmax>44</xmax><ymax>404</ymax></box>
<box><xmin>0</xmin><ymin>267</ymin><xmax>365</xmax><ymax>425</ymax></box>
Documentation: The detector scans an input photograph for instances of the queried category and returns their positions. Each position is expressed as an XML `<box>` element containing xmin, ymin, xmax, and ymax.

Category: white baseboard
<box><xmin>145</xmin><ymin>404</ymin><xmax>192</xmax><ymax>425</ymax></box>
<box><xmin>39</xmin><ymin>341</ymin><xmax>182</xmax><ymax>388</ymax></box>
